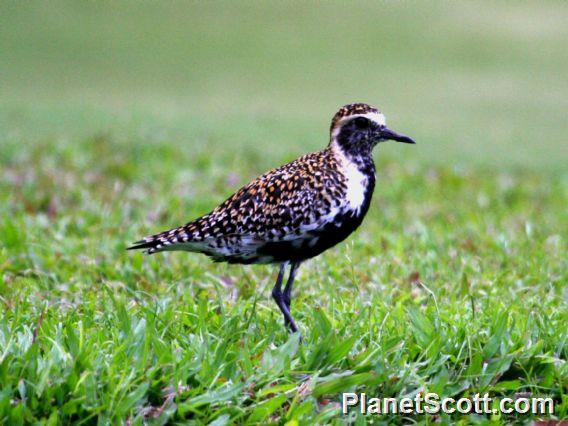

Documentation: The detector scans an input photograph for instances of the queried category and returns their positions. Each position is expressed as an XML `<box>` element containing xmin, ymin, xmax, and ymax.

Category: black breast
<box><xmin>258</xmin><ymin>172</ymin><xmax>376</xmax><ymax>263</ymax></box>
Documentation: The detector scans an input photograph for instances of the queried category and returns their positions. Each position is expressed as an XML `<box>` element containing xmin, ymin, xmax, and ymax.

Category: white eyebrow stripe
<box><xmin>350</xmin><ymin>112</ymin><xmax>386</xmax><ymax>126</ymax></box>
<box><xmin>330</xmin><ymin>111</ymin><xmax>386</xmax><ymax>140</ymax></box>
<box><xmin>336</xmin><ymin>112</ymin><xmax>385</xmax><ymax>127</ymax></box>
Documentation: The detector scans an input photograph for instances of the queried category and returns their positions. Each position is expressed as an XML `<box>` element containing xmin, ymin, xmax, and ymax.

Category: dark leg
<box><xmin>283</xmin><ymin>262</ymin><xmax>301</xmax><ymax>310</ymax></box>
<box><xmin>271</xmin><ymin>262</ymin><xmax>299</xmax><ymax>333</ymax></box>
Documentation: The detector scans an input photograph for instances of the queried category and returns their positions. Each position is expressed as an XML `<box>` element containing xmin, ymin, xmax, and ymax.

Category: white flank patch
<box><xmin>342</xmin><ymin>160</ymin><xmax>368</xmax><ymax>212</ymax></box>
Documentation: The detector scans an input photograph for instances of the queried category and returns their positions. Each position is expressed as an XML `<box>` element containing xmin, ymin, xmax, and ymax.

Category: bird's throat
<box><xmin>329</xmin><ymin>138</ymin><xmax>376</xmax><ymax>177</ymax></box>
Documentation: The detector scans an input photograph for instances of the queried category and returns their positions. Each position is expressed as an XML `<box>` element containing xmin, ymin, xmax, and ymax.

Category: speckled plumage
<box><xmin>129</xmin><ymin>103</ymin><xmax>415</xmax><ymax>333</ymax></box>
<box><xmin>130</xmin><ymin>147</ymin><xmax>372</xmax><ymax>264</ymax></box>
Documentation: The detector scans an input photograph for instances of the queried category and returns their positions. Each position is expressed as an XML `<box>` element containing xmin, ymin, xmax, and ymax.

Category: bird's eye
<box><xmin>354</xmin><ymin>117</ymin><xmax>369</xmax><ymax>129</ymax></box>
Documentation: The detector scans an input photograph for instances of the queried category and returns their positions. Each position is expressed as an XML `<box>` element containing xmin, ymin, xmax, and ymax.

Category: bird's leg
<box><xmin>283</xmin><ymin>262</ymin><xmax>300</xmax><ymax>310</ymax></box>
<box><xmin>272</xmin><ymin>262</ymin><xmax>299</xmax><ymax>333</ymax></box>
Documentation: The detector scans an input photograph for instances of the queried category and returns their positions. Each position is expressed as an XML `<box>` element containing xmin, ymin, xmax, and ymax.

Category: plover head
<box><xmin>329</xmin><ymin>103</ymin><xmax>415</xmax><ymax>157</ymax></box>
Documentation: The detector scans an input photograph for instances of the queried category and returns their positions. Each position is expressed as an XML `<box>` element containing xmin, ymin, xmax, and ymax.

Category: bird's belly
<box><xmin>308</xmin><ymin>209</ymin><xmax>367</xmax><ymax>254</ymax></box>
<box><xmin>257</xmin><ymin>208</ymin><xmax>366</xmax><ymax>263</ymax></box>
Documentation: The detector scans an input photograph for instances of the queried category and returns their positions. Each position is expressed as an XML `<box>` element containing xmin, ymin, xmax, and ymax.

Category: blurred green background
<box><xmin>1</xmin><ymin>1</ymin><xmax>567</xmax><ymax>170</ymax></box>
<box><xmin>1</xmin><ymin>2</ymin><xmax>567</xmax><ymax>423</ymax></box>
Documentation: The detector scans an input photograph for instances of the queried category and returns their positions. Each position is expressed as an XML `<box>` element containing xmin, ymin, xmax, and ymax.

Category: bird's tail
<box><xmin>127</xmin><ymin>225</ymin><xmax>193</xmax><ymax>254</ymax></box>
<box><xmin>127</xmin><ymin>238</ymin><xmax>162</xmax><ymax>253</ymax></box>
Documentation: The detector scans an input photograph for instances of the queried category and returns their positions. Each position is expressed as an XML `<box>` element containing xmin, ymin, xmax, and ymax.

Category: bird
<box><xmin>128</xmin><ymin>103</ymin><xmax>415</xmax><ymax>333</ymax></box>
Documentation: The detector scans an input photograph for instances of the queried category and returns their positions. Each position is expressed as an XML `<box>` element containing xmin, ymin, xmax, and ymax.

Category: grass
<box><xmin>1</xmin><ymin>1</ymin><xmax>567</xmax><ymax>424</ymax></box>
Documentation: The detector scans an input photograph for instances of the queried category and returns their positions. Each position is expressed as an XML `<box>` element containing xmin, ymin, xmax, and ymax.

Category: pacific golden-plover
<box><xmin>128</xmin><ymin>103</ymin><xmax>415</xmax><ymax>332</ymax></box>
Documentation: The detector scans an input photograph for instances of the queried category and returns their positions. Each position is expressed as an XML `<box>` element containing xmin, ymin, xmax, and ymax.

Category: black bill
<box><xmin>380</xmin><ymin>127</ymin><xmax>415</xmax><ymax>144</ymax></box>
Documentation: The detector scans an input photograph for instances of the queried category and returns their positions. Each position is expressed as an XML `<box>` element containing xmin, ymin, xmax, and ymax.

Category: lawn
<box><xmin>0</xmin><ymin>1</ymin><xmax>567</xmax><ymax>424</ymax></box>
